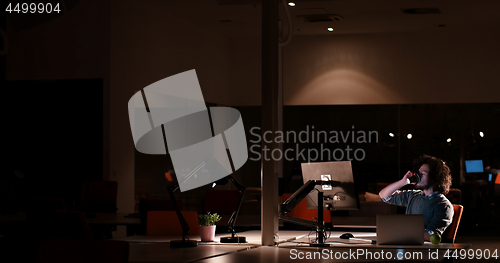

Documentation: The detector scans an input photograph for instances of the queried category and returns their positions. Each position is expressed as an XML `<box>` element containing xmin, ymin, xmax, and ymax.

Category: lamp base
<box><xmin>310</xmin><ymin>243</ymin><xmax>330</xmax><ymax>247</ymax></box>
<box><xmin>170</xmin><ymin>240</ymin><xmax>198</xmax><ymax>248</ymax></box>
<box><xmin>220</xmin><ymin>236</ymin><xmax>246</xmax><ymax>243</ymax></box>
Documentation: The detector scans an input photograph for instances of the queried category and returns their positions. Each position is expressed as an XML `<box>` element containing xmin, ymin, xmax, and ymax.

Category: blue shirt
<box><xmin>381</xmin><ymin>190</ymin><xmax>454</xmax><ymax>235</ymax></box>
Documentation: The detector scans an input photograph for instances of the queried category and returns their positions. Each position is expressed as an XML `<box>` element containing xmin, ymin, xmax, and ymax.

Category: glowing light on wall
<box><xmin>288</xmin><ymin>69</ymin><xmax>406</xmax><ymax>105</ymax></box>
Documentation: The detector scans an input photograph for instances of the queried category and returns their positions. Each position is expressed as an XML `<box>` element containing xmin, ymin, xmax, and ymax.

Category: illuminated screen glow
<box><xmin>465</xmin><ymin>160</ymin><xmax>484</xmax><ymax>173</ymax></box>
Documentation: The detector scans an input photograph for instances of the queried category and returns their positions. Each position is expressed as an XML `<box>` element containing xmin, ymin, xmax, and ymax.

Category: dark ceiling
<box><xmin>144</xmin><ymin>0</ymin><xmax>500</xmax><ymax>37</ymax></box>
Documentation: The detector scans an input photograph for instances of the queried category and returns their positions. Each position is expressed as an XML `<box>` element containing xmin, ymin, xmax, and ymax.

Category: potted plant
<box><xmin>198</xmin><ymin>212</ymin><xmax>221</xmax><ymax>242</ymax></box>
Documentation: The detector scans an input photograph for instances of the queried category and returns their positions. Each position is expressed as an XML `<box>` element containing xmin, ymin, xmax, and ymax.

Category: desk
<box><xmin>196</xmin><ymin>246</ymin><xmax>452</xmax><ymax>262</ymax></box>
<box><xmin>129</xmin><ymin>243</ymin><xmax>255</xmax><ymax>263</ymax></box>
<box><xmin>288</xmin><ymin>232</ymin><xmax>470</xmax><ymax>250</ymax></box>
<box><xmin>126</xmin><ymin>231</ymin><xmax>261</xmax><ymax>263</ymax></box>
<box><xmin>118</xmin><ymin>230</ymin><xmax>308</xmax><ymax>245</ymax></box>
<box><xmin>125</xmin><ymin>231</ymin><xmax>470</xmax><ymax>263</ymax></box>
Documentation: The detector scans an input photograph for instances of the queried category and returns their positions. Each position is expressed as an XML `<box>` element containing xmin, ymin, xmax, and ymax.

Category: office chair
<box><xmin>147</xmin><ymin>210</ymin><xmax>199</xmax><ymax>236</ymax></box>
<box><xmin>137</xmin><ymin>198</ymin><xmax>183</xmax><ymax>235</ymax></box>
<box><xmin>442</xmin><ymin>204</ymin><xmax>463</xmax><ymax>243</ymax></box>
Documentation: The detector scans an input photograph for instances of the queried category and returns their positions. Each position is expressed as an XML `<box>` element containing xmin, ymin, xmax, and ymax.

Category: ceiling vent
<box><xmin>300</xmin><ymin>14</ymin><xmax>343</xmax><ymax>23</ymax></box>
<box><xmin>401</xmin><ymin>8</ymin><xmax>441</xmax><ymax>14</ymax></box>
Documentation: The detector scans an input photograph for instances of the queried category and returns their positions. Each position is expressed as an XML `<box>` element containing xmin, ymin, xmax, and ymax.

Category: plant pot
<box><xmin>199</xmin><ymin>225</ymin><xmax>216</xmax><ymax>242</ymax></box>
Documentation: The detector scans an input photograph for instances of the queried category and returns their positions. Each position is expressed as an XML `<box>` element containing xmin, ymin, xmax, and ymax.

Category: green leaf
<box><xmin>198</xmin><ymin>212</ymin><xmax>222</xmax><ymax>226</ymax></box>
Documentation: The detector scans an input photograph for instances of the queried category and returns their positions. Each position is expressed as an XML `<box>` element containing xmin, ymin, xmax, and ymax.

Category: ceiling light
<box><xmin>389</xmin><ymin>133</ymin><xmax>395</xmax><ymax>137</ymax></box>
<box><xmin>447</xmin><ymin>138</ymin><xmax>452</xmax><ymax>143</ymax></box>
<box><xmin>288</xmin><ymin>2</ymin><xmax>295</xmax><ymax>7</ymax></box>
<box><xmin>479</xmin><ymin>131</ymin><xmax>484</xmax><ymax>137</ymax></box>
<box><xmin>407</xmin><ymin>134</ymin><xmax>412</xmax><ymax>139</ymax></box>
<box><xmin>327</xmin><ymin>27</ymin><xmax>334</xmax><ymax>32</ymax></box>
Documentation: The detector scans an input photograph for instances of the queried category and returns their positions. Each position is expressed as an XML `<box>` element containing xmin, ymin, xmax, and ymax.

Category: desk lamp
<box><xmin>212</xmin><ymin>175</ymin><xmax>247</xmax><ymax>243</ymax></box>
<box><xmin>279</xmin><ymin>180</ymin><xmax>341</xmax><ymax>247</ymax></box>
<box><xmin>166</xmin><ymin>182</ymin><xmax>197</xmax><ymax>248</ymax></box>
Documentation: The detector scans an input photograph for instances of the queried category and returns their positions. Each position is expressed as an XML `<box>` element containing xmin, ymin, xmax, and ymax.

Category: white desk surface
<box><xmin>126</xmin><ymin>231</ymin><xmax>308</xmax><ymax>263</ymax></box>
<box><xmin>196</xmin><ymin>245</ymin><xmax>456</xmax><ymax>263</ymax></box>
<box><xmin>129</xmin><ymin>242</ymin><xmax>253</xmax><ymax>263</ymax></box>
<box><xmin>286</xmin><ymin>232</ymin><xmax>470</xmax><ymax>250</ymax></box>
<box><xmin>118</xmin><ymin>230</ymin><xmax>310</xmax><ymax>245</ymax></box>
<box><xmin>125</xmin><ymin>230</ymin><xmax>471</xmax><ymax>263</ymax></box>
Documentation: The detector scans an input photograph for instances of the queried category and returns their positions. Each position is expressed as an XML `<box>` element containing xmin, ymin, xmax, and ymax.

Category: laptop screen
<box><xmin>377</xmin><ymin>214</ymin><xmax>424</xmax><ymax>245</ymax></box>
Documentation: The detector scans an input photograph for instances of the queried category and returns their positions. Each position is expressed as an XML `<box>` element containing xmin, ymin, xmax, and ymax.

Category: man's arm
<box><xmin>425</xmin><ymin>203</ymin><xmax>454</xmax><ymax>238</ymax></box>
<box><xmin>379</xmin><ymin>171</ymin><xmax>412</xmax><ymax>199</ymax></box>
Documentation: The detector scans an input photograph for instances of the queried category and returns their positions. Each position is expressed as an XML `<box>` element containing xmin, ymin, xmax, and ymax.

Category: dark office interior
<box><xmin>1</xmin><ymin>0</ymin><xmax>499</xmax><ymax>262</ymax></box>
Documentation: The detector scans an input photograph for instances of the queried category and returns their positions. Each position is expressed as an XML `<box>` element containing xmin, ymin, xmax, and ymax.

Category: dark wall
<box><xmin>134</xmin><ymin>103</ymin><xmax>499</xmax><ymax>198</ymax></box>
<box><xmin>4</xmin><ymin>79</ymin><xmax>103</xmax><ymax>211</ymax></box>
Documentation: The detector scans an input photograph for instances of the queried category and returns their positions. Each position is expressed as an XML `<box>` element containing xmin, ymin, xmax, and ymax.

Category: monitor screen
<box><xmin>301</xmin><ymin>161</ymin><xmax>360</xmax><ymax>211</ymax></box>
<box><xmin>465</xmin><ymin>160</ymin><xmax>484</xmax><ymax>173</ymax></box>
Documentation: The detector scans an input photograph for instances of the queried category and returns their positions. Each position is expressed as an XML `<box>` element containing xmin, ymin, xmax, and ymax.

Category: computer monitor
<box><xmin>301</xmin><ymin>161</ymin><xmax>360</xmax><ymax>211</ymax></box>
<box><xmin>465</xmin><ymin>160</ymin><xmax>484</xmax><ymax>173</ymax></box>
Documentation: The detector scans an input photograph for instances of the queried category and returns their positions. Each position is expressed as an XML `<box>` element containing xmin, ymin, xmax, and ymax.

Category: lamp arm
<box><xmin>228</xmin><ymin>175</ymin><xmax>245</xmax><ymax>192</ymax></box>
<box><xmin>280</xmin><ymin>180</ymin><xmax>341</xmax><ymax>214</ymax></box>
<box><xmin>167</xmin><ymin>182</ymin><xmax>190</xmax><ymax>242</ymax></box>
<box><xmin>279</xmin><ymin>214</ymin><xmax>318</xmax><ymax>228</ymax></box>
<box><xmin>227</xmin><ymin>175</ymin><xmax>246</xmax><ymax>237</ymax></box>
<box><xmin>281</xmin><ymin>180</ymin><xmax>316</xmax><ymax>213</ymax></box>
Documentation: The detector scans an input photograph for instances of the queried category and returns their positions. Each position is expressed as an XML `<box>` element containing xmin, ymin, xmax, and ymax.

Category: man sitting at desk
<box><xmin>379</xmin><ymin>155</ymin><xmax>454</xmax><ymax>241</ymax></box>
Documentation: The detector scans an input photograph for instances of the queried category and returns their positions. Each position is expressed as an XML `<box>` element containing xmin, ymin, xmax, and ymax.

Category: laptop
<box><xmin>376</xmin><ymin>214</ymin><xmax>424</xmax><ymax>245</ymax></box>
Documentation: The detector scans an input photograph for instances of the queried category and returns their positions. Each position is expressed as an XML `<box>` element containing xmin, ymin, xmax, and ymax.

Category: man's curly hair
<box><xmin>413</xmin><ymin>155</ymin><xmax>452</xmax><ymax>194</ymax></box>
